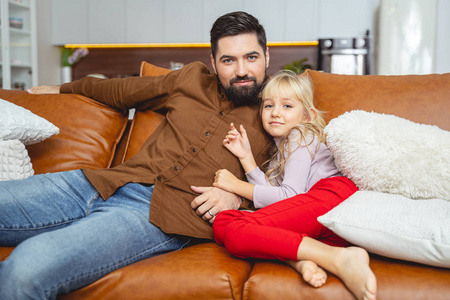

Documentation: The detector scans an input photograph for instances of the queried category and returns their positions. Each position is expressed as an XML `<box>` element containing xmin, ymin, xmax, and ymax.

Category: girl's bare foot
<box><xmin>335</xmin><ymin>247</ymin><xmax>377</xmax><ymax>300</ymax></box>
<box><xmin>287</xmin><ymin>260</ymin><xmax>327</xmax><ymax>288</ymax></box>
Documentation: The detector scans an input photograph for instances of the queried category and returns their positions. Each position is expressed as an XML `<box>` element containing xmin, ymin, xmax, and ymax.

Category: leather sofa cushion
<box><xmin>0</xmin><ymin>90</ymin><xmax>128</xmax><ymax>174</ymax></box>
<box><xmin>305</xmin><ymin>70</ymin><xmax>450</xmax><ymax>131</ymax></box>
<box><xmin>139</xmin><ymin>60</ymin><xmax>171</xmax><ymax>77</ymax></box>
<box><xmin>244</xmin><ymin>256</ymin><xmax>450</xmax><ymax>300</ymax></box>
<box><xmin>0</xmin><ymin>247</ymin><xmax>13</xmax><ymax>261</ymax></box>
<box><xmin>128</xmin><ymin>61</ymin><xmax>170</xmax><ymax>160</ymax></box>
<box><xmin>112</xmin><ymin>61</ymin><xmax>169</xmax><ymax>165</ymax></box>
<box><xmin>59</xmin><ymin>243</ymin><xmax>252</xmax><ymax>300</ymax></box>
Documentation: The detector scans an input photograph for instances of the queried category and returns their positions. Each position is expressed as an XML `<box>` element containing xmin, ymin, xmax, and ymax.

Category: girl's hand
<box><xmin>223</xmin><ymin>123</ymin><xmax>252</xmax><ymax>160</ymax></box>
<box><xmin>213</xmin><ymin>169</ymin><xmax>240</xmax><ymax>193</ymax></box>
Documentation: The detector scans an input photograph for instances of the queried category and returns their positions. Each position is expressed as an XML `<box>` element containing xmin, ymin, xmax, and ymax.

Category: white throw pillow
<box><xmin>325</xmin><ymin>110</ymin><xmax>450</xmax><ymax>200</ymax></box>
<box><xmin>0</xmin><ymin>139</ymin><xmax>34</xmax><ymax>180</ymax></box>
<box><xmin>318</xmin><ymin>191</ymin><xmax>450</xmax><ymax>268</ymax></box>
<box><xmin>0</xmin><ymin>98</ymin><xmax>59</xmax><ymax>145</ymax></box>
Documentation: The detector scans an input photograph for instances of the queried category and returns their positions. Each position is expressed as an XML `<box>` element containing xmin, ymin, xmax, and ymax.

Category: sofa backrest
<box><xmin>304</xmin><ymin>70</ymin><xmax>450</xmax><ymax>131</ymax></box>
<box><xmin>1</xmin><ymin>65</ymin><xmax>448</xmax><ymax>174</ymax></box>
<box><xmin>115</xmin><ymin>64</ymin><xmax>450</xmax><ymax>166</ymax></box>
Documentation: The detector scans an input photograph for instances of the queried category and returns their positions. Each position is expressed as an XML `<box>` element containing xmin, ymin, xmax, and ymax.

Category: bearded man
<box><xmin>0</xmin><ymin>11</ymin><xmax>272</xmax><ymax>299</ymax></box>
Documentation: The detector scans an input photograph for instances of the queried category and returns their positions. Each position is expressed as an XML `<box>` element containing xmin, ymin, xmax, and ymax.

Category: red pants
<box><xmin>213</xmin><ymin>176</ymin><xmax>358</xmax><ymax>261</ymax></box>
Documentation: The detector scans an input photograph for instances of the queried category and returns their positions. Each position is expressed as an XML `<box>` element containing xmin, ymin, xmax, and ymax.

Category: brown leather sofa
<box><xmin>0</xmin><ymin>67</ymin><xmax>449</xmax><ymax>299</ymax></box>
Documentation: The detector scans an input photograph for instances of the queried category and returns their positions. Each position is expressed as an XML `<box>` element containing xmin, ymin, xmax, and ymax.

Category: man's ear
<box><xmin>265</xmin><ymin>47</ymin><xmax>270</xmax><ymax>69</ymax></box>
<box><xmin>210</xmin><ymin>54</ymin><xmax>217</xmax><ymax>74</ymax></box>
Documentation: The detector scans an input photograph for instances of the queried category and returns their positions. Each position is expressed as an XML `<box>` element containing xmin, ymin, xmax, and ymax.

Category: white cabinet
<box><xmin>0</xmin><ymin>0</ymin><xmax>37</xmax><ymax>90</ymax></box>
<box><xmin>51</xmin><ymin>0</ymin><xmax>88</xmax><ymax>45</ymax></box>
<box><xmin>51</xmin><ymin>0</ymin><xmax>379</xmax><ymax>45</ymax></box>
<box><xmin>88</xmin><ymin>0</ymin><xmax>126</xmax><ymax>43</ymax></box>
<box><xmin>52</xmin><ymin>0</ymin><xmax>127</xmax><ymax>44</ymax></box>
<box><xmin>125</xmin><ymin>0</ymin><xmax>164</xmax><ymax>43</ymax></box>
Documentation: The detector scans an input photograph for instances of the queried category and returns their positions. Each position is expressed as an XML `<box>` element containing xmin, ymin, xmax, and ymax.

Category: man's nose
<box><xmin>235</xmin><ymin>60</ymin><xmax>248</xmax><ymax>77</ymax></box>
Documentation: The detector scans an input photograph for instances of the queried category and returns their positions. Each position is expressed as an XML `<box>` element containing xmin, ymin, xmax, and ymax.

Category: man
<box><xmin>0</xmin><ymin>11</ymin><xmax>272</xmax><ymax>299</ymax></box>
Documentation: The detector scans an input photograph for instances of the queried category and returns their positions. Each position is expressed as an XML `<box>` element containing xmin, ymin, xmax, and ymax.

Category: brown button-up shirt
<box><xmin>61</xmin><ymin>62</ymin><xmax>271</xmax><ymax>240</ymax></box>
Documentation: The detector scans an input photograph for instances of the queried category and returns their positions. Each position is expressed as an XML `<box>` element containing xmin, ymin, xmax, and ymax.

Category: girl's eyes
<box><xmin>263</xmin><ymin>104</ymin><xmax>293</xmax><ymax>109</ymax></box>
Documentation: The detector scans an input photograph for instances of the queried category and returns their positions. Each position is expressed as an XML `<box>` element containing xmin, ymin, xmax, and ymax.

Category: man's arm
<box><xmin>27</xmin><ymin>76</ymin><xmax>168</xmax><ymax>113</ymax></box>
<box><xmin>190</xmin><ymin>186</ymin><xmax>241</xmax><ymax>224</ymax></box>
<box><xmin>29</xmin><ymin>68</ymin><xmax>181</xmax><ymax>112</ymax></box>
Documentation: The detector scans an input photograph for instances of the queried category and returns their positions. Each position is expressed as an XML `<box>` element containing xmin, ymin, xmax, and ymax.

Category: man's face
<box><xmin>211</xmin><ymin>33</ymin><xmax>270</xmax><ymax>106</ymax></box>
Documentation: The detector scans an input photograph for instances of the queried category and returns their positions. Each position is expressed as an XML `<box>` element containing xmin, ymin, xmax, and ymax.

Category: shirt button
<box><xmin>174</xmin><ymin>166</ymin><xmax>179</xmax><ymax>171</ymax></box>
<box><xmin>192</xmin><ymin>148</ymin><xmax>196</xmax><ymax>152</ymax></box>
<box><xmin>205</xmin><ymin>131</ymin><xmax>210</xmax><ymax>136</ymax></box>
<box><xmin>157</xmin><ymin>176</ymin><xmax>162</xmax><ymax>181</ymax></box>
<box><xmin>219</xmin><ymin>112</ymin><xmax>223</xmax><ymax>116</ymax></box>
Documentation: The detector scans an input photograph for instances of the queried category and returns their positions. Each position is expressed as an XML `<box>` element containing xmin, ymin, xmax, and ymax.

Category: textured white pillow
<box><xmin>325</xmin><ymin>110</ymin><xmax>450</xmax><ymax>200</ymax></box>
<box><xmin>0</xmin><ymin>139</ymin><xmax>34</xmax><ymax>180</ymax></box>
<box><xmin>0</xmin><ymin>98</ymin><xmax>59</xmax><ymax>145</ymax></box>
<box><xmin>318</xmin><ymin>191</ymin><xmax>450</xmax><ymax>268</ymax></box>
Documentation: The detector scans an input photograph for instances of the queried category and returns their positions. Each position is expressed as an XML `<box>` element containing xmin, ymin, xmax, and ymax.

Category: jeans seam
<box><xmin>45</xmin><ymin>236</ymin><xmax>191</xmax><ymax>297</ymax></box>
<box><xmin>0</xmin><ymin>218</ymin><xmax>79</xmax><ymax>231</ymax></box>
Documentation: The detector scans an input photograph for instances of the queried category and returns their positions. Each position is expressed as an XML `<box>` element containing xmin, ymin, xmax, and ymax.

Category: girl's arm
<box><xmin>248</xmin><ymin>137</ymin><xmax>319</xmax><ymax>208</ymax></box>
<box><xmin>223</xmin><ymin>123</ymin><xmax>257</xmax><ymax>173</ymax></box>
<box><xmin>213</xmin><ymin>169</ymin><xmax>255</xmax><ymax>200</ymax></box>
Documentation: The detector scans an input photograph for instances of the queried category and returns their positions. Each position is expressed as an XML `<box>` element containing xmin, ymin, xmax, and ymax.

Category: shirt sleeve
<box><xmin>249</xmin><ymin>136</ymin><xmax>318</xmax><ymax>209</ymax></box>
<box><xmin>60</xmin><ymin>62</ymin><xmax>207</xmax><ymax>112</ymax></box>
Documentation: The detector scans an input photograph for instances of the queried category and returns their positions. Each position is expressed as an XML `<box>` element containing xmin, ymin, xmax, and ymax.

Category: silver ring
<box><xmin>208</xmin><ymin>210</ymin><xmax>214</xmax><ymax>217</ymax></box>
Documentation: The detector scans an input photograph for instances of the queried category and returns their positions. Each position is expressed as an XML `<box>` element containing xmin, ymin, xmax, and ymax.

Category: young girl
<box><xmin>212</xmin><ymin>71</ymin><xmax>376</xmax><ymax>300</ymax></box>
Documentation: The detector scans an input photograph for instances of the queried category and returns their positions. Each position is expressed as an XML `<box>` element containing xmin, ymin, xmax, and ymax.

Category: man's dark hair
<box><xmin>210</xmin><ymin>11</ymin><xmax>267</xmax><ymax>60</ymax></box>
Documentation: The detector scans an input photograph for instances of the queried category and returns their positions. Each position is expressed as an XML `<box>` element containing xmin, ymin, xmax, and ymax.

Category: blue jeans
<box><xmin>0</xmin><ymin>170</ymin><xmax>191</xmax><ymax>300</ymax></box>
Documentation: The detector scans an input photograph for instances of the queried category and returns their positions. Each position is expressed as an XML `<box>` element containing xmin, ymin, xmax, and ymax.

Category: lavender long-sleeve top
<box><xmin>246</xmin><ymin>133</ymin><xmax>341</xmax><ymax>208</ymax></box>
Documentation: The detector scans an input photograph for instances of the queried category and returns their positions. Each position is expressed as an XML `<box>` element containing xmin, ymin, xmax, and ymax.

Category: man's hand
<box><xmin>190</xmin><ymin>186</ymin><xmax>241</xmax><ymax>224</ymax></box>
<box><xmin>27</xmin><ymin>85</ymin><xmax>61</xmax><ymax>94</ymax></box>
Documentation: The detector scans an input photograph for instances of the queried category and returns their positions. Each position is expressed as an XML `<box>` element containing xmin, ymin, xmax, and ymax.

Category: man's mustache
<box><xmin>229</xmin><ymin>76</ymin><xmax>257</xmax><ymax>85</ymax></box>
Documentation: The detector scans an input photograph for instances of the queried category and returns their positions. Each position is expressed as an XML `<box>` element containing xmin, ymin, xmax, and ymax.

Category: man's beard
<box><xmin>222</xmin><ymin>76</ymin><xmax>264</xmax><ymax>107</ymax></box>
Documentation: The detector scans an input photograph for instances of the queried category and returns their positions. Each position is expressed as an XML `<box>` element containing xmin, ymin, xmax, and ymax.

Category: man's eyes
<box><xmin>221</xmin><ymin>56</ymin><xmax>259</xmax><ymax>64</ymax></box>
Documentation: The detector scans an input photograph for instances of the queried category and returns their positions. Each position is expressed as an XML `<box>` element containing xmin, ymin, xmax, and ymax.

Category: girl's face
<box><xmin>261</xmin><ymin>97</ymin><xmax>307</xmax><ymax>138</ymax></box>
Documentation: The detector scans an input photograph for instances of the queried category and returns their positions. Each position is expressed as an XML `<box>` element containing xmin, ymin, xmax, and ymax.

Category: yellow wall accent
<box><xmin>63</xmin><ymin>41</ymin><xmax>318</xmax><ymax>49</ymax></box>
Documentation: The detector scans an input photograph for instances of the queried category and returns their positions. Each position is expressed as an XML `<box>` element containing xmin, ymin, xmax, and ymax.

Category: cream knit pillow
<box><xmin>1</xmin><ymin>98</ymin><xmax>59</xmax><ymax>145</ymax></box>
<box><xmin>0</xmin><ymin>139</ymin><xmax>34</xmax><ymax>181</ymax></box>
<box><xmin>325</xmin><ymin>110</ymin><xmax>450</xmax><ymax>200</ymax></box>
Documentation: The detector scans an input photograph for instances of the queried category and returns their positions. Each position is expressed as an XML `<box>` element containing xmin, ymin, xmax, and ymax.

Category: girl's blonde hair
<box><xmin>261</xmin><ymin>70</ymin><xmax>326</xmax><ymax>184</ymax></box>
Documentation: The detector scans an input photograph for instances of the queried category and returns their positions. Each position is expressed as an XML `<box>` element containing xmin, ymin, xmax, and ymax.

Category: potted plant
<box><xmin>282</xmin><ymin>58</ymin><xmax>312</xmax><ymax>74</ymax></box>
